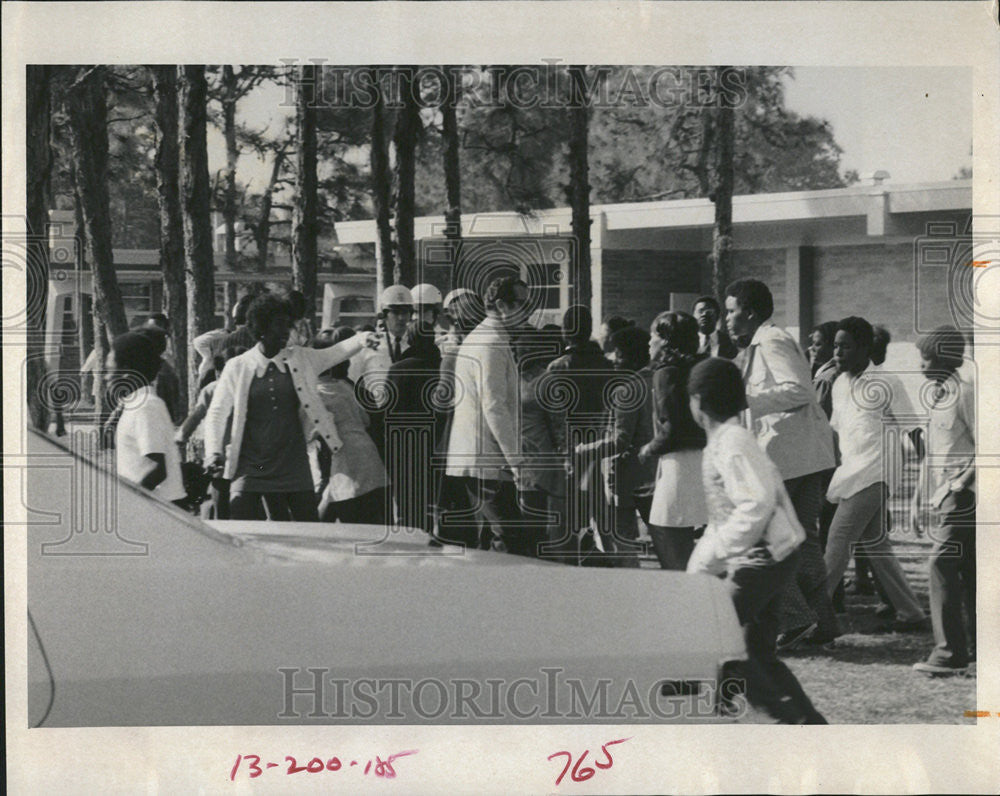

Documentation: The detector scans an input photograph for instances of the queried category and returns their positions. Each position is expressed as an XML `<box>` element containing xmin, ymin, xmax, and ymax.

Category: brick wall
<box><xmin>811</xmin><ymin>242</ymin><xmax>950</xmax><ymax>342</ymax></box>
<box><xmin>601</xmin><ymin>249</ymin><xmax>706</xmax><ymax>328</ymax></box>
<box><xmin>729</xmin><ymin>248</ymin><xmax>787</xmax><ymax>327</ymax></box>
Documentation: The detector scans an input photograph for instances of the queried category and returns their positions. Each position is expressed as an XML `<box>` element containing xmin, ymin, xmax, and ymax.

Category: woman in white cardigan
<box><xmin>204</xmin><ymin>294</ymin><xmax>378</xmax><ymax>521</ymax></box>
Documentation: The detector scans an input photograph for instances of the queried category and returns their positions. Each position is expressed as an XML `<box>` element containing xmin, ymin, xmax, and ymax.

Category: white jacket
<box><xmin>687</xmin><ymin>421</ymin><xmax>805</xmax><ymax>576</ymax></box>
<box><xmin>445</xmin><ymin>316</ymin><xmax>525</xmax><ymax>482</ymax></box>
<box><xmin>204</xmin><ymin>338</ymin><xmax>365</xmax><ymax>480</ymax></box>
<box><xmin>741</xmin><ymin>321</ymin><xmax>836</xmax><ymax>481</ymax></box>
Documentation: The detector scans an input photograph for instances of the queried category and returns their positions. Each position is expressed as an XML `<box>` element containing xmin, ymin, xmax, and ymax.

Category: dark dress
<box><xmin>385</xmin><ymin>345</ymin><xmax>444</xmax><ymax>533</ymax></box>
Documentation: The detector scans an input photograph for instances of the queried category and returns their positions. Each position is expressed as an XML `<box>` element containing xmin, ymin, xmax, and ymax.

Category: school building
<box><xmin>45</xmin><ymin>174</ymin><xmax>972</xmax><ymax>374</ymax></box>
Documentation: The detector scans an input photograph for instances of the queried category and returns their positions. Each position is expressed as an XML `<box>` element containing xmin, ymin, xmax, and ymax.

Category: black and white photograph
<box><xmin>5</xmin><ymin>1</ymin><xmax>999</xmax><ymax>792</ymax></box>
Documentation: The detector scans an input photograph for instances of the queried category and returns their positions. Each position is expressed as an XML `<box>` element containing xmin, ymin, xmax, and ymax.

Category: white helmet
<box><xmin>443</xmin><ymin>287</ymin><xmax>474</xmax><ymax>308</ymax></box>
<box><xmin>379</xmin><ymin>284</ymin><xmax>413</xmax><ymax>310</ymax></box>
<box><xmin>411</xmin><ymin>283</ymin><xmax>443</xmax><ymax>307</ymax></box>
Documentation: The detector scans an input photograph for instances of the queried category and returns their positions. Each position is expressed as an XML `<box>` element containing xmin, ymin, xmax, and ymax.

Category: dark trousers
<box><xmin>927</xmin><ymin>489</ymin><xmax>976</xmax><ymax>667</ymax></box>
<box><xmin>230</xmin><ymin>489</ymin><xmax>319</xmax><ymax>522</ymax></box>
<box><xmin>435</xmin><ymin>475</ymin><xmax>484</xmax><ymax>548</ymax></box>
<box><xmin>779</xmin><ymin>472</ymin><xmax>840</xmax><ymax>637</ymax></box>
<box><xmin>648</xmin><ymin>526</ymin><xmax>698</xmax><ymax>570</ymax></box>
<box><xmin>200</xmin><ymin>478</ymin><xmax>231</xmax><ymax>520</ymax></box>
<box><xmin>729</xmin><ymin>548</ymin><xmax>826</xmax><ymax>724</ymax></box>
<box><xmin>519</xmin><ymin>488</ymin><xmax>568</xmax><ymax>563</ymax></box>
<box><xmin>320</xmin><ymin>486</ymin><xmax>388</xmax><ymax>525</ymax></box>
<box><xmin>463</xmin><ymin>477</ymin><xmax>539</xmax><ymax>558</ymax></box>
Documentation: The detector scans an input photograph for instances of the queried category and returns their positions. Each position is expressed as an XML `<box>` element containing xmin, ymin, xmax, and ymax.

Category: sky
<box><xmin>207</xmin><ymin>65</ymin><xmax>974</xmax><ymax>204</ymax></box>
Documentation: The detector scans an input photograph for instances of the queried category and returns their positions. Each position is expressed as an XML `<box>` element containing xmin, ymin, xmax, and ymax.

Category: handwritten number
<box><xmin>285</xmin><ymin>756</ymin><xmax>307</xmax><ymax>774</ymax></box>
<box><xmin>550</xmin><ymin>739</ymin><xmax>630</xmax><ymax>786</ymax></box>
<box><xmin>326</xmin><ymin>757</ymin><xmax>342</xmax><ymax>771</ymax></box>
<box><xmin>306</xmin><ymin>757</ymin><xmax>324</xmax><ymax>773</ymax></box>
<box><xmin>230</xmin><ymin>754</ymin><xmax>242</xmax><ymax>781</ymax></box>
<box><xmin>245</xmin><ymin>754</ymin><xmax>263</xmax><ymax>779</ymax></box>
<box><xmin>596</xmin><ymin>737</ymin><xmax>631</xmax><ymax>770</ymax></box>
<box><xmin>571</xmin><ymin>750</ymin><xmax>595</xmax><ymax>782</ymax></box>
<box><xmin>547</xmin><ymin>751</ymin><xmax>572</xmax><ymax>786</ymax></box>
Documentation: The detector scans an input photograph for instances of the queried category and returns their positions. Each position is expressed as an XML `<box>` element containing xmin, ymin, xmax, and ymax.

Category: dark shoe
<box><xmin>913</xmin><ymin>660</ymin><xmax>968</xmax><ymax>677</ymax></box>
<box><xmin>885</xmin><ymin>616</ymin><xmax>931</xmax><ymax>633</ymax></box>
<box><xmin>874</xmin><ymin>603</ymin><xmax>895</xmax><ymax>619</ymax></box>
<box><xmin>846</xmin><ymin>578</ymin><xmax>875</xmax><ymax>596</ymax></box>
<box><xmin>776</xmin><ymin>623</ymin><xmax>818</xmax><ymax>651</ymax></box>
<box><xmin>801</xmin><ymin>630</ymin><xmax>840</xmax><ymax>650</ymax></box>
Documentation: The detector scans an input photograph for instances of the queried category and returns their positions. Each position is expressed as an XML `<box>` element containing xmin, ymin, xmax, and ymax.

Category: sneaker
<box><xmin>776</xmin><ymin>623</ymin><xmax>818</xmax><ymax>651</ymax></box>
<box><xmin>913</xmin><ymin>660</ymin><xmax>968</xmax><ymax>677</ymax></box>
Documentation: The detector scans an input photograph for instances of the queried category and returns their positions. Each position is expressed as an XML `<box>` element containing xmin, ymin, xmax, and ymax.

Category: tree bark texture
<box><xmin>567</xmin><ymin>65</ymin><xmax>593</xmax><ymax>310</ymax></box>
<box><xmin>392</xmin><ymin>67</ymin><xmax>419</xmax><ymax>287</ymax></box>
<box><xmin>255</xmin><ymin>141</ymin><xmax>288</xmax><ymax>272</ymax></box>
<box><xmin>441</xmin><ymin>66</ymin><xmax>462</xmax><ymax>277</ymax></box>
<box><xmin>370</xmin><ymin>68</ymin><xmax>395</xmax><ymax>295</ymax></box>
<box><xmin>26</xmin><ymin>65</ymin><xmax>52</xmax><ymax>430</ymax></box>
<box><xmin>151</xmin><ymin>65</ymin><xmax>188</xmax><ymax>416</ymax></box>
<box><xmin>222</xmin><ymin>65</ymin><xmax>239</xmax><ymax>271</ymax></box>
<box><xmin>709</xmin><ymin>66</ymin><xmax>735</xmax><ymax>303</ymax></box>
<box><xmin>178</xmin><ymin>65</ymin><xmax>216</xmax><ymax>407</ymax></box>
<box><xmin>65</xmin><ymin>66</ymin><xmax>129</xmax><ymax>340</ymax></box>
<box><xmin>292</xmin><ymin>64</ymin><xmax>319</xmax><ymax>323</ymax></box>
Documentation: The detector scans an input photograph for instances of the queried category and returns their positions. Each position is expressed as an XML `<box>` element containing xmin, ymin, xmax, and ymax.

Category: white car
<box><xmin>26</xmin><ymin>428</ymin><xmax>746</xmax><ymax>726</ymax></box>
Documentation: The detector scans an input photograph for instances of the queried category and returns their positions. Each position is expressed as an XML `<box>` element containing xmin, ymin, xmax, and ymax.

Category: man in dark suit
<box><xmin>692</xmin><ymin>295</ymin><xmax>738</xmax><ymax>359</ymax></box>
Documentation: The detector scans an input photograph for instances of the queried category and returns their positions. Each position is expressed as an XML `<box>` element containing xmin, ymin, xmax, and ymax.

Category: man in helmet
<box><xmin>411</xmin><ymin>283</ymin><xmax>443</xmax><ymax>333</ymax></box>
<box><xmin>348</xmin><ymin>284</ymin><xmax>414</xmax><ymax>386</ymax></box>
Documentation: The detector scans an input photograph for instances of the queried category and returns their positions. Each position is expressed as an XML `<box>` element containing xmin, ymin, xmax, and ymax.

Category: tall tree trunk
<box><xmin>392</xmin><ymin>67</ymin><xmax>419</xmax><ymax>287</ymax></box>
<box><xmin>292</xmin><ymin>64</ymin><xmax>319</xmax><ymax>323</ymax></box>
<box><xmin>222</xmin><ymin>65</ymin><xmax>239</xmax><ymax>271</ymax></box>
<box><xmin>255</xmin><ymin>141</ymin><xmax>288</xmax><ymax>272</ymax></box>
<box><xmin>152</xmin><ymin>65</ymin><xmax>189</xmax><ymax>417</ymax></box>
<box><xmin>25</xmin><ymin>64</ymin><xmax>52</xmax><ymax>431</ymax></box>
<box><xmin>709</xmin><ymin>66</ymin><xmax>735</xmax><ymax>302</ymax></box>
<box><xmin>441</xmin><ymin>66</ymin><xmax>462</xmax><ymax>279</ymax></box>
<box><xmin>178</xmin><ymin>65</ymin><xmax>216</xmax><ymax>408</ymax></box>
<box><xmin>26</xmin><ymin>65</ymin><xmax>52</xmax><ymax>430</ymax></box>
<box><xmin>567</xmin><ymin>65</ymin><xmax>592</xmax><ymax>309</ymax></box>
<box><xmin>65</xmin><ymin>66</ymin><xmax>128</xmax><ymax>340</ymax></box>
<box><xmin>72</xmin><ymin>168</ymin><xmax>95</xmax><ymax>406</ymax></box>
<box><xmin>370</xmin><ymin>67</ymin><xmax>395</xmax><ymax>294</ymax></box>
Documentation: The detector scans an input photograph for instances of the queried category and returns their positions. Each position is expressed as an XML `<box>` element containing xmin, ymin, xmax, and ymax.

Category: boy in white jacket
<box><xmin>687</xmin><ymin>357</ymin><xmax>827</xmax><ymax>724</ymax></box>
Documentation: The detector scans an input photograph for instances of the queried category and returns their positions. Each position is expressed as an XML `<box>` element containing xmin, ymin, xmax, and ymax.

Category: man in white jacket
<box><xmin>725</xmin><ymin>278</ymin><xmax>840</xmax><ymax>648</ymax></box>
<box><xmin>445</xmin><ymin>275</ymin><xmax>533</xmax><ymax>556</ymax></box>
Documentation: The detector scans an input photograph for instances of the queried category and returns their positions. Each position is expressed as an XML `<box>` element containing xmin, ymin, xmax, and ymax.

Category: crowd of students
<box><xmin>104</xmin><ymin>275</ymin><xmax>976</xmax><ymax>723</ymax></box>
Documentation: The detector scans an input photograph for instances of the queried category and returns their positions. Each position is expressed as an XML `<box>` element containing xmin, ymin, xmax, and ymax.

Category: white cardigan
<box><xmin>204</xmin><ymin>338</ymin><xmax>365</xmax><ymax>481</ymax></box>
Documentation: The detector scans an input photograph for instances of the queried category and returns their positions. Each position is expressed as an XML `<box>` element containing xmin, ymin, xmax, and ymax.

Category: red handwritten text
<box><xmin>547</xmin><ymin>737</ymin><xmax>631</xmax><ymax>787</ymax></box>
<box><xmin>230</xmin><ymin>750</ymin><xmax>418</xmax><ymax>781</ymax></box>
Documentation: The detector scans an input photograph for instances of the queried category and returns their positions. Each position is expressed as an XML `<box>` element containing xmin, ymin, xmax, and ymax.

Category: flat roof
<box><xmin>332</xmin><ymin>179</ymin><xmax>972</xmax><ymax>243</ymax></box>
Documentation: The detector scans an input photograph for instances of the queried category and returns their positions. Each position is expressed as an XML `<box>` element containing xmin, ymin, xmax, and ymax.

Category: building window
<box><xmin>524</xmin><ymin>261</ymin><xmax>569</xmax><ymax>327</ymax></box>
<box><xmin>120</xmin><ymin>282</ymin><xmax>152</xmax><ymax>317</ymax></box>
<box><xmin>214</xmin><ymin>284</ymin><xmax>226</xmax><ymax>314</ymax></box>
<box><xmin>338</xmin><ymin>295</ymin><xmax>376</xmax><ymax>326</ymax></box>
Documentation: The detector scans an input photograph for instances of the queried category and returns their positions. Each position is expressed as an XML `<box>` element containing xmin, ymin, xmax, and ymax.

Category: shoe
<box><xmin>801</xmin><ymin>631</ymin><xmax>840</xmax><ymax>649</ymax></box>
<box><xmin>874</xmin><ymin>603</ymin><xmax>895</xmax><ymax>619</ymax></box>
<box><xmin>885</xmin><ymin>616</ymin><xmax>931</xmax><ymax>633</ymax></box>
<box><xmin>913</xmin><ymin>661</ymin><xmax>968</xmax><ymax>677</ymax></box>
<box><xmin>776</xmin><ymin>623</ymin><xmax>818</xmax><ymax>651</ymax></box>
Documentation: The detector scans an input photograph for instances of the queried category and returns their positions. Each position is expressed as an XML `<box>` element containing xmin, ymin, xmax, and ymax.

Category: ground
<box><xmin>736</xmin><ymin>539</ymin><xmax>978</xmax><ymax>725</ymax></box>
